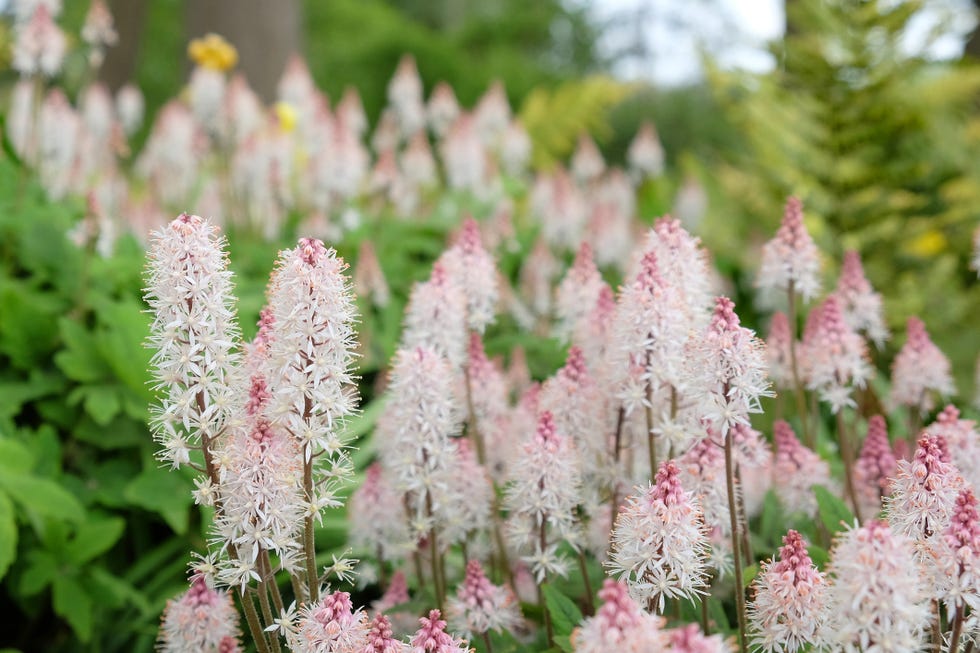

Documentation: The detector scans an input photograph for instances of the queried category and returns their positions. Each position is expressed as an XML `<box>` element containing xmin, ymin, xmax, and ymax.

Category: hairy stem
<box><xmin>949</xmin><ymin>603</ymin><xmax>965</xmax><ymax>653</ymax></box>
<box><xmin>240</xmin><ymin>590</ymin><xmax>272</xmax><ymax>653</ymax></box>
<box><xmin>725</xmin><ymin>426</ymin><xmax>748</xmax><ymax>653</ymax></box>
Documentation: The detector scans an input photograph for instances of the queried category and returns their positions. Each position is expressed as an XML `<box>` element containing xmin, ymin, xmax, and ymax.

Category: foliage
<box><xmin>707</xmin><ymin>0</ymin><xmax>980</xmax><ymax>387</ymax></box>
<box><xmin>519</xmin><ymin>75</ymin><xmax>635</xmax><ymax>169</ymax></box>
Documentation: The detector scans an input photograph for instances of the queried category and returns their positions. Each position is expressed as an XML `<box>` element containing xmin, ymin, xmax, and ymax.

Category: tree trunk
<box><xmin>185</xmin><ymin>0</ymin><xmax>302</xmax><ymax>102</ymax></box>
<box><xmin>965</xmin><ymin>0</ymin><xmax>980</xmax><ymax>60</ymax></box>
<box><xmin>99</xmin><ymin>0</ymin><xmax>148</xmax><ymax>91</ymax></box>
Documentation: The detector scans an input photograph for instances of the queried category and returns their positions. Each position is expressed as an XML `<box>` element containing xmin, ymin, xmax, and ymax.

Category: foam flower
<box><xmin>437</xmin><ymin>217</ymin><xmax>499</xmax><ymax>332</ymax></box>
<box><xmin>555</xmin><ymin>242</ymin><xmax>606</xmax><ymax>342</ymax></box>
<box><xmin>890</xmin><ymin>317</ymin><xmax>954</xmax><ymax>415</ymax></box>
<box><xmin>834</xmin><ymin>250</ymin><xmax>888</xmax><ymax>348</ymax></box>
<box><xmin>349</xmin><ymin>463</ymin><xmax>414</xmax><ymax>562</ymax></box>
<box><xmin>800</xmin><ymin>295</ymin><xmax>870</xmax><ymax>413</ymax></box>
<box><xmin>688</xmin><ymin>297</ymin><xmax>772</xmax><ymax>437</ymax></box>
<box><xmin>12</xmin><ymin>5</ymin><xmax>66</xmax><ymax>77</ymax></box>
<box><xmin>607</xmin><ymin>460</ymin><xmax>710</xmax><ymax>613</ymax></box>
<box><xmin>886</xmin><ymin>433</ymin><xmax>964</xmax><ymax>549</ymax></box>
<box><xmin>824</xmin><ymin>520</ymin><xmax>930</xmax><ymax>653</ymax></box>
<box><xmin>447</xmin><ymin>560</ymin><xmax>521</xmax><ymax>639</ymax></box>
<box><xmin>145</xmin><ymin>214</ymin><xmax>242</xmax><ymax>470</ymax></box>
<box><xmin>409</xmin><ymin>610</ymin><xmax>471</xmax><ymax>653</ymax></box>
<box><xmin>772</xmin><ymin>420</ymin><xmax>832</xmax><ymax>518</ymax></box>
<box><xmin>748</xmin><ymin>530</ymin><xmax>828</xmax><ymax>653</ymax></box>
<box><xmin>571</xmin><ymin>579</ymin><xmax>669</xmax><ymax>652</ymax></box>
<box><xmin>757</xmin><ymin>196</ymin><xmax>821</xmax><ymax>302</ymax></box>
<box><xmin>933</xmin><ymin>488</ymin><xmax>980</xmax><ymax>618</ymax></box>
<box><xmin>627</xmin><ymin>121</ymin><xmax>665</xmax><ymax>180</ymax></box>
<box><xmin>853</xmin><ymin>415</ymin><xmax>897</xmax><ymax>520</ymax></box>
<box><xmin>401</xmin><ymin>261</ymin><xmax>468</xmax><ymax>369</ymax></box>
<box><xmin>158</xmin><ymin>575</ymin><xmax>242</xmax><ymax>653</ymax></box>
<box><xmin>263</xmin><ymin>238</ymin><xmax>359</xmax><ymax>510</ymax></box>
<box><xmin>924</xmin><ymin>405</ymin><xmax>980</xmax><ymax>491</ymax></box>
<box><xmin>505</xmin><ymin>411</ymin><xmax>582</xmax><ymax>582</ymax></box>
<box><xmin>288</xmin><ymin>590</ymin><xmax>371</xmax><ymax>653</ymax></box>
<box><xmin>765</xmin><ymin>311</ymin><xmax>794</xmax><ymax>389</ymax></box>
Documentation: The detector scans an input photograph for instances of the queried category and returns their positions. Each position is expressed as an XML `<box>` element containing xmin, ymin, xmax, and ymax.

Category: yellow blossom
<box><xmin>274</xmin><ymin>101</ymin><xmax>298</xmax><ymax>134</ymax></box>
<box><xmin>187</xmin><ymin>33</ymin><xmax>238</xmax><ymax>72</ymax></box>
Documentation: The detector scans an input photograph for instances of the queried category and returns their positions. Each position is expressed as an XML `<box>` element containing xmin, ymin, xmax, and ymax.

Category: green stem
<box><xmin>836</xmin><ymin>409</ymin><xmax>862</xmax><ymax>523</ymax></box>
<box><xmin>260</xmin><ymin>550</ymin><xmax>284</xmax><ymax>616</ymax></box>
<box><xmin>645</xmin><ymin>358</ymin><xmax>657</xmax><ymax>479</ymax></box>
<box><xmin>787</xmin><ymin>282</ymin><xmax>812</xmax><ymax>449</ymax></box>
<box><xmin>257</xmin><ymin>567</ymin><xmax>282</xmax><ymax>653</ymax></box>
<box><xmin>240</xmin><ymin>590</ymin><xmax>272</xmax><ymax>653</ymax></box>
<box><xmin>539</xmin><ymin>521</ymin><xmax>553</xmax><ymax>648</ymax></box>
<box><xmin>577</xmin><ymin>549</ymin><xmax>595</xmax><ymax>616</ymax></box>
<box><xmin>725</xmin><ymin>426</ymin><xmax>747</xmax><ymax>653</ymax></box>
<box><xmin>949</xmin><ymin>603</ymin><xmax>965</xmax><ymax>653</ymax></box>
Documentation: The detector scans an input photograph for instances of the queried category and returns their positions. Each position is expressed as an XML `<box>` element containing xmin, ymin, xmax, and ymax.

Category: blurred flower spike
<box><xmin>188</xmin><ymin>33</ymin><xmax>238</xmax><ymax>72</ymax></box>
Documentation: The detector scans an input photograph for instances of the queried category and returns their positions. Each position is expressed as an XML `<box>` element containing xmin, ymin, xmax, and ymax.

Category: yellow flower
<box><xmin>274</xmin><ymin>102</ymin><xmax>298</xmax><ymax>134</ymax></box>
<box><xmin>188</xmin><ymin>33</ymin><xmax>238</xmax><ymax>72</ymax></box>
<box><xmin>906</xmin><ymin>228</ymin><xmax>947</xmax><ymax>258</ymax></box>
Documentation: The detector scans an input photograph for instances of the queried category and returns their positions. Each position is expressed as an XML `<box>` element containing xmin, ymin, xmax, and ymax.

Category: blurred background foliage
<box><xmin>3</xmin><ymin>0</ymin><xmax>980</xmax><ymax>650</ymax></box>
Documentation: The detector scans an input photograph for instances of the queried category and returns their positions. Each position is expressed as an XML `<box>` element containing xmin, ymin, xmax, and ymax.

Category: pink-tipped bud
<box><xmin>757</xmin><ymin>196</ymin><xmax>821</xmax><ymax>302</ymax></box>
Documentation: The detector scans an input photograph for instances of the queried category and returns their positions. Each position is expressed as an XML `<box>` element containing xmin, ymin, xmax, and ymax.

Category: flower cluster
<box><xmin>607</xmin><ymin>461</ymin><xmax>710</xmax><ymax>612</ymax></box>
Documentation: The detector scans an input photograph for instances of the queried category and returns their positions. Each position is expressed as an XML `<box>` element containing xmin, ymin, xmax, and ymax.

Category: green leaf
<box><xmin>53</xmin><ymin>574</ymin><xmax>93</xmax><ymax>642</ymax></box>
<box><xmin>19</xmin><ymin>549</ymin><xmax>58</xmax><ymax>596</ymax></box>
<box><xmin>0</xmin><ymin>437</ymin><xmax>34</xmax><ymax>473</ymax></box>
<box><xmin>54</xmin><ymin>318</ymin><xmax>111</xmax><ymax>383</ymax></box>
<box><xmin>66</xmin><ymin>516</ymin><xmax>125</xmax><ymax>566</ymax></box>
<box><xmin>0</xmin><ymin>493</ymin><xmax>16</xmax><ymax>581</ymax></box>
<box><xmin>0</xmin><ymin>281</ymin><xmax>63</xmax><ymax>369</ymax></box>
<box><xmin>542</xmin><ymin>583</ymin><xmax>583</xmax><ymax>639</ymax></box>
<box><xmin>124</xmin><ymin>466</ymin><xmax>191</xmax><ymax>534</ymax></box>
<box><xmin>88</xmin><ymin>567</ymin><xmax>151</xmax><ymax>614</ymax></box>
<box><xmin>742</xmin><ymin>563</ymin><xmax>759</xmax><ymax>588</ymax></box>
<box><xmin>94</xmin><ymin>300</ymin><xmax>152</xmax><ymax>398</ymax></box>
<box><xmin>0</xmin><ymin>371</ymin><xmax>65</xmax><ymax>423</ymax></box>
<box><xmin>81</xmin><ymin>385</ymin><xmax>122</xmax><ymax>426</ymax></box>
<box><xmin>814</xmin><ymin>485</ymin><xmax>855</xmax><ymax>536</ymax></box>
<box><xmin>0</xmin><ymin>471</ymin><xmax>85</xmax><ymax>522</ymax></box>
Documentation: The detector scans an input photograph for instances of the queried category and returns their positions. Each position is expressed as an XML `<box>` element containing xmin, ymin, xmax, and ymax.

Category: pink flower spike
<box><xmin>772</xmin><ymin>420</ymin><xmax>833</xmax><ymax>517</ymax></box>
<box><xmin>765</xmin><ymin>311</ymin><xmax>794</xmax><ymax>389</ymax></box>
<box><xmin>687</xmin><ymin>296</ymin><xmax>772</xmax><ymax>437</ymax></box>
<box><xmin>410</xmin><ymin>610</ymin><xmax>470</xmax><ymax>653</ymax></box>
<box><xmin>825</xmin><ymin>520</ymin><xmax>930</xmax><ymax>652</ymax></box>
<box><xmin>438</xmin><ymin>216</ymin><xmax>499</xmax><ymax>332</ymax></box>
<box><xmin>158</xmin><ymin>575</ymin><xmax>242</xmax><ymax>653</ymax></box>
<box><xmin>890</xmin><ymin>317</ymin><xmax>955</xmax><ymax>415</ymax></box>
<box><xmin>886</xmin><ymin>433</ymin><xmax>964</xmax><ymax>546</ymax></box>
<box><xmin>607</xmin><ymin>460</ymin><xmax>710</xmax><ymax>612</ymax></box>
<box><xmin>835</xmin><ymin>250</ymin><xmax>888</xmax><ymax>348</ymax></box>
<box><xmin>748</xmin><ymin>530</ymin><xmax>828</xmax><ymax>653</ymax></box>
<box><xmin>504</xmin><ymin>411</ymin><xmax>581</xmax><ymax>581</ymax></box>
<box><xmin>13</xmin><ymin>5</ymin><xmax>67</xmax><ymax>77</ymax></box>
<box><xmin>757</xmin><ymin>196</ymin><xmax>822</xmax><ymax>302</ymax></box>
<box><xmin>365</xmin><ymin>613</ymin><xmax>409</xmax><ymax>653</ymax></box>
<box><xmin>668</xmin><ymin>623</ymin><xmax>729</xmax><ymax>653</ymax></box>
<box><xmin>853</xmin><ymin>415</ymin><xmax>897</xmax><ymax>519</ymax></box>
<box><xmin>555</xmin><ymin>241</ymin><xmax>604</xmax><ymax>342</ymax></box>
<box><xmin>934</xmin><ymin>488</ymin><xmax>980</xmax><ymax>615</ymax></box>
<box><xmin>571</xmin><ymin>579</ymin><xmax>668</xmax><ymax>652</ymax></box>
<box><xmin>290</xmin><ymin>590</ymin><xmax>371</xmax><ymax>652</ymax></box>
<box><xmin>800</xmin><ymin>295</ymin><xmax>870</xmax><ymax>413</ymax></box>
<box><xmin>448</xmin><ymin>560</ymin><xmax>521</xmax><ymax>638</ymax></box>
